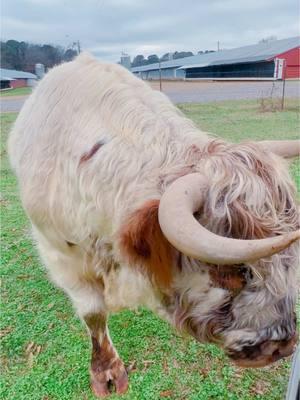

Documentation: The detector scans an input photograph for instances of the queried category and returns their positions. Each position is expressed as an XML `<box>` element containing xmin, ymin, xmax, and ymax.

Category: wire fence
<box><xmin>148</xmin><ymin>80</ymin><xmax>300</xmax><ymax>106</ymax></box>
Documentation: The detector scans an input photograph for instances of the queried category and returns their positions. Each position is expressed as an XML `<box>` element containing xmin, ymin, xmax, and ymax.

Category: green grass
<box><xmin>1</xmin><ymin>100</ymin><xmax>299</xmax><ymax>400</ymax></box>
<box><xmin>0</xmin><ymin>87</ymin><xmax>32</xmax><ymax>97</ymax></box>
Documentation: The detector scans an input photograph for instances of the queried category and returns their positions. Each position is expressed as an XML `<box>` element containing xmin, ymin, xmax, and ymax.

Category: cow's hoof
<box><xmin>90</xmin><ymin>364</ymin><xmax>129</xmax><ymax>397</ymax></box>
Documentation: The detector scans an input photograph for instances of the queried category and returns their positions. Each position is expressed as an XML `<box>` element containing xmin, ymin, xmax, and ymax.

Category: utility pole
<box><xmin>159</xmin><ymin>59</ymin><xmax>162</xmax><ymax>91</ymax></box>
<box><xmin>217</xmin><ymin>41</ymin><xmax>220</xmax><ymax>51</ymax></box>
<box><xmin>281</xmin><ymin>59</ymin><xmax>286</xmax><ymax>111</ymax></box>
<box><xmin>73</xmin><ymin>41</ymin><xmax>81</xmax><ymax>54</ymax></box>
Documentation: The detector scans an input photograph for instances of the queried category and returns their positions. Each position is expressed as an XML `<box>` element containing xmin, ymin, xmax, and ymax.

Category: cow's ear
<box><xmin>119</xmin><ymin>199</ymin><xmax>174</xmax><ymax>287</ymax></box>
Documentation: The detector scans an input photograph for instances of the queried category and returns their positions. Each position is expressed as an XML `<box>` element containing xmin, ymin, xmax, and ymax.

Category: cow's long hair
<box><xmin>172</xmin><ymin>140</ymin><xmax>299</xmax><ymax>343</ymax></box>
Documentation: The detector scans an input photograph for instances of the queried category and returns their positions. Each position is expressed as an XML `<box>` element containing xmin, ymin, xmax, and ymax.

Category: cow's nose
<box><xmin>228</xmin><ymin>333</ymin><xmax>298</xmax><ymax>368</ymax></box>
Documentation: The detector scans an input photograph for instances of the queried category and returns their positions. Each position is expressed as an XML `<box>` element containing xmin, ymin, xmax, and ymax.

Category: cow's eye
<box><xmin>243</xmin><ymin>268</ymin><xmax>253</xmax><ymax>281</ymax></box>
<box><xmin>237</xmin><ymin>264</ymin><xmax>246</xmax><ymax>272</ymax></box>
<box><xmin>236</xmin><ymin>265</ymin><xmax>253</xmax><ymax>281</ymax></box>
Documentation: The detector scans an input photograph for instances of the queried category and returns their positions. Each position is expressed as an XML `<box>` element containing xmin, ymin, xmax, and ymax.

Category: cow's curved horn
<box><xmin>258</xmin><ymin>140</ymin><xmax>300</xmax><ymax>158</ymax></box>
<box><xmin>158</xmin><ymin>173</ymin><xmax>300</xmax><ymax>264</ymax></box>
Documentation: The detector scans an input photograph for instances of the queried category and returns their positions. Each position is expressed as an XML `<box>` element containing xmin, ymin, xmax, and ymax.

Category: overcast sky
<box><xmin>2</xmin><ymin>0</ymin><xmax>299</xmax><ymax>62</ymax></box>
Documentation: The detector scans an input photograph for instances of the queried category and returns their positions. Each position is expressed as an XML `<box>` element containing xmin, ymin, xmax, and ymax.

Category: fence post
<box><xmin>159</xmin><ymin>60</ymin><xmax>162</xmax><ymax>92</ymax></box>
<box><xmin>281</xmin><ymin>59</ymin><xmax>286</xmax><ymax>111</ymax></box>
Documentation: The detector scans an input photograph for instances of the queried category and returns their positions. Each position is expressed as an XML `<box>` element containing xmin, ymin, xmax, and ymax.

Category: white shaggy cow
<box><xmin>8</xmin><ymin>53</ymin><xmax>300</xmax><ymax>397</ymax></box>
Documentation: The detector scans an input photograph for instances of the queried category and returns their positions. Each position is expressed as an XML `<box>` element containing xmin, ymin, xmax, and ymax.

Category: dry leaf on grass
<box><xmin>27</xmin><ymin>352</ymin><xmax>34</xmax><ymax>368</ymax></box>
<box><xmin>163</xmin><ymin>359</ymin><xmax>169</xmax><ymax>373</ymax></box>
<box><xmin>160</xmin><ymin>389</ymin><xmax>173</xmax><ymax>397</ymax></box>
<box><xmin>200</xmin><ymin>367</ymin><xmax>209</xmax><ymax>377</ymax></box>
<box><xmin>25</xmin><ymin>342</ymin><xmax>42</xmax><ymax>367</ymax></box>
<box><xmin>127</xmin><ymin>360</ymin><xmax>137</xmax><ymax>373</ymax></box>
<box><xmin>0</xmin><ymin>326</ymin><xmax>13</xmax><ymax>338</ymax></box>
<box><xmin>142</xmin><ymin>359</ymin><xmax>155</xmax><ymax>372</ymax></box>
<box><xmin>233</xmin><ymin>366</ymin><xmax>244</xmax><ymax>379</ymax></box>
<box><xmin>250</xmin><ymin>381</ymin><xmax>271</xmax><ymax>396</ymax></box>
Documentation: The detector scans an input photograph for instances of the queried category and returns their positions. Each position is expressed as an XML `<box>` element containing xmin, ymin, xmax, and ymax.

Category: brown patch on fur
<box><xmin>201</xmin><ymin>140</ymin><xmax>298</xmax><ymax>239</ymax></box>
<box><xmin>90</xmin><ymin>332</ymin><xmax>128</xmax><ymax>396</ymax></box>
<box><xmin>84</xmin><ymin>313</ymin><xmax>106</xmax><ymax>338</ymax></box>
<box><xmin>205</xmin><ymin>140</ymin><xmax>224</xmax><ymax>155</ymax></box>
<box><xmin>184</xmin><ymin>144</ymin><xmax>203</xmax><ymax>164</ymax></box>
<box><xmin>119</xmin><ymin>199</ymin><xmax>174</xmax><ymax>287</ymax></box>
<box><xmin>229</xmin><ymin>333</ymin><xmax>297</xmax><ymax>368</ymax></box>
<box><xmin>209</xmin><ymin>266</ymin><xmax>247</xmax><ymax>293</ymax></box>
<box><xmin>229</xmin><ymin>201</ymin><xmax>273</xmax><ymax>239</ymax></box>
<box><xmin>66</xmin><ymin>240</ymin><xmax>76</xmax><ymax>247</ymax></box>
<box><xmin>79</xmin><ymin>141</ymin><xmax>104</xmax><ymax>165</ymax></box>
<box><xmin>91</xmin><ymin>334</ymin><xmax>117</xmax><ymax>373</ymax></box>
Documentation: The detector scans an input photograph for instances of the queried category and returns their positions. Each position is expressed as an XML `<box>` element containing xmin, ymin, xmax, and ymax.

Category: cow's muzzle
<box><xmin>227</xmin><ymin>332</ymin><xmax>298</xmax><ymax>368</ymax></box>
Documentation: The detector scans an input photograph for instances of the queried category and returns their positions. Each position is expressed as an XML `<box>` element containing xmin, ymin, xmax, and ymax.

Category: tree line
<box><xmin>0</xmin><ymin>39</ymin><xmax>217</xmax><ymax>72</ymax></box>
<box><xmin>131</xmin><ymin>50</ymin><xmax>215</xmax><ymax>67</ymax></box>
<box><xmin>0</xmin><ymin>40</ymin><xmax>78</xmax><ymax>73</ymax></box>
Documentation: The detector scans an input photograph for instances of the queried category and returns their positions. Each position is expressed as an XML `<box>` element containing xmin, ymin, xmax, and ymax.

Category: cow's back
<box><xmin>8</xmin><ymin>53</ymin><xmax>207</xmax><ymax>242</ymax></box>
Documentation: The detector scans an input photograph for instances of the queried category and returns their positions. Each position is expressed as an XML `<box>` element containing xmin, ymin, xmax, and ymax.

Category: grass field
<box><xmin>1</xmin><ymin>99</ymin><xmax>299</xmax><ymax>400</ymax></box>
<box><xmin>0</xmin><ymin>87</ymin><xmax>32</xmax><ymax>97</ymax></box>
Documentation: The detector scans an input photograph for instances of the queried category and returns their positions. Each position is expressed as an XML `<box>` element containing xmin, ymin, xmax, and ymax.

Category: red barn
<box><xmin>274</xmin><ymin>47</ymin><xmax>300</xmax><ymax>79</ymax></box>
<box><xmin>0</xmin><ymin>68</ymin><xmax>37</xmax><ymax>89</ymax></box>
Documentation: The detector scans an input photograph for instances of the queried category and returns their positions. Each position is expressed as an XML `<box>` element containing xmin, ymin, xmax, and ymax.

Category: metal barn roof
<box><xmin>131</xmin><ymin>36</ymin><xmax>300</xmax><ymax>72</ymax></box>
<box><xmin>0</xmin><ymin>68</ymin><xmax>37</xmax><ymax>79</ymax></box>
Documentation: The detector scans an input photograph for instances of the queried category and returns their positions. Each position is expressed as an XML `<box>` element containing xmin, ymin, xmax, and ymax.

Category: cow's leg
<box><xmin>84</xmin><ymin>313</ymin><xmax>128</xmax><ymax>397</ymax></box>
<box><xmin>34</xmin><ymin>231</ymin><xmax>128</xmax><ymax>397</ymax></box>
<box><xmin>61</xmin><ymin>284</ymin><xmax>128</xmax><ymax>397</ymax></box>
<box><xmin>71</xmin><ymin>289</ymin><xmax>128</xmax><ymax>397</ymax></box>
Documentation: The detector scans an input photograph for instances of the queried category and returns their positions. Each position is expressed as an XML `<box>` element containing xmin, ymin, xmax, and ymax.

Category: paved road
<box><xmin>149</xmin><ymin>80</ymin><xmax>300</xmax><ymax>103</ymax></box>
<box><xmin>1</xmin><ymin>81</ymin><xmax>299</xmax><ymax>112</ymax></box>
<box><xmin>0</xmin><ymin>96</ymin><xmax>27</xmax><ymax>112</ymax></box>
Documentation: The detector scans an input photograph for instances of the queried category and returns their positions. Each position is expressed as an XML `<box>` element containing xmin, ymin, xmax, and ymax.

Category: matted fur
<box><xmin>173</xmin><ymin>141</ymin><xmax>299</xmax><ymax>348</ymax></box>
<box><xmin>196</xmin><ymin>141</ymin><xmax>299</xmax><ymax>297</ymax></box>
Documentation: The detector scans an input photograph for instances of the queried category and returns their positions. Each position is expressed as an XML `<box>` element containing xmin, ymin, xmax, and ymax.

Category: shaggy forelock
<box><xmin>196</xmin><ymin>141</ymin><xmax>298</xmax><ymax>235</ymax></box>
<box><xmin>195</xmin><ymin>140</ymin><xmax>299</xmax><ymax>294</ymax></box>
<box><xmin>175</xmin><ymin>140</ymin><xmax>299</xmax><ymax>342</ymax></box>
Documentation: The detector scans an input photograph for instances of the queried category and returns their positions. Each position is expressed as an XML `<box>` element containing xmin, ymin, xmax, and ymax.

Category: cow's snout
<box><xmin>227</xmin><ymin>333</ymin><xmax>298</xmax><ymax>368</ymax></box>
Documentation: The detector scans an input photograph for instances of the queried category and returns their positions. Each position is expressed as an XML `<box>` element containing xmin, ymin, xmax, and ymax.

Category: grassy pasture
<box><xmin>1</xmin><ymin>99</ymin><xmax>299</xmax><ymax>400</ymax></box>
<box><xmin>0</xmin><ymin>87</ymin><xmax>32</xmax><ymax>97</ymax></box>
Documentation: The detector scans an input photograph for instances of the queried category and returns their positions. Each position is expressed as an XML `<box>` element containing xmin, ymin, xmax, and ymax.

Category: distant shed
<box><xmin>131</xmin><ymin>36</ymin><xmax>300</xmax><ymax>80</ymax></box>
<box><xmin>0</xmin><ymin>68</ymin><xmax>37</xmax><ymax>89</ymax></box>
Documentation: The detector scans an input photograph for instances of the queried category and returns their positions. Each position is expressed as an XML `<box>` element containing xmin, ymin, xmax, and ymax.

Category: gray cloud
<box><xmin>2</xmin><ymin>0</ymin><xmax>299</xmax><ymax>61</ymax></box>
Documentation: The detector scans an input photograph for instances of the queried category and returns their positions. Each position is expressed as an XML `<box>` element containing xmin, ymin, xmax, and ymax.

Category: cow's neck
<box><xmin>101</xmin><ymin>262</ymin><xmax>175</xmax><ymax>323</ymax></box>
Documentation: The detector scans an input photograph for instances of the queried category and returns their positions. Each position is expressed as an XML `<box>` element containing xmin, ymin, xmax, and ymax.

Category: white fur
<box><xmin>8</xmin><ymin>54</ymin><xmax>298</xmax><ymax>353</ymax></box>
<box><xmin>8</xmin><ymin>54</ymin><xmax>210</xmax><ymax>319</ymax></box>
